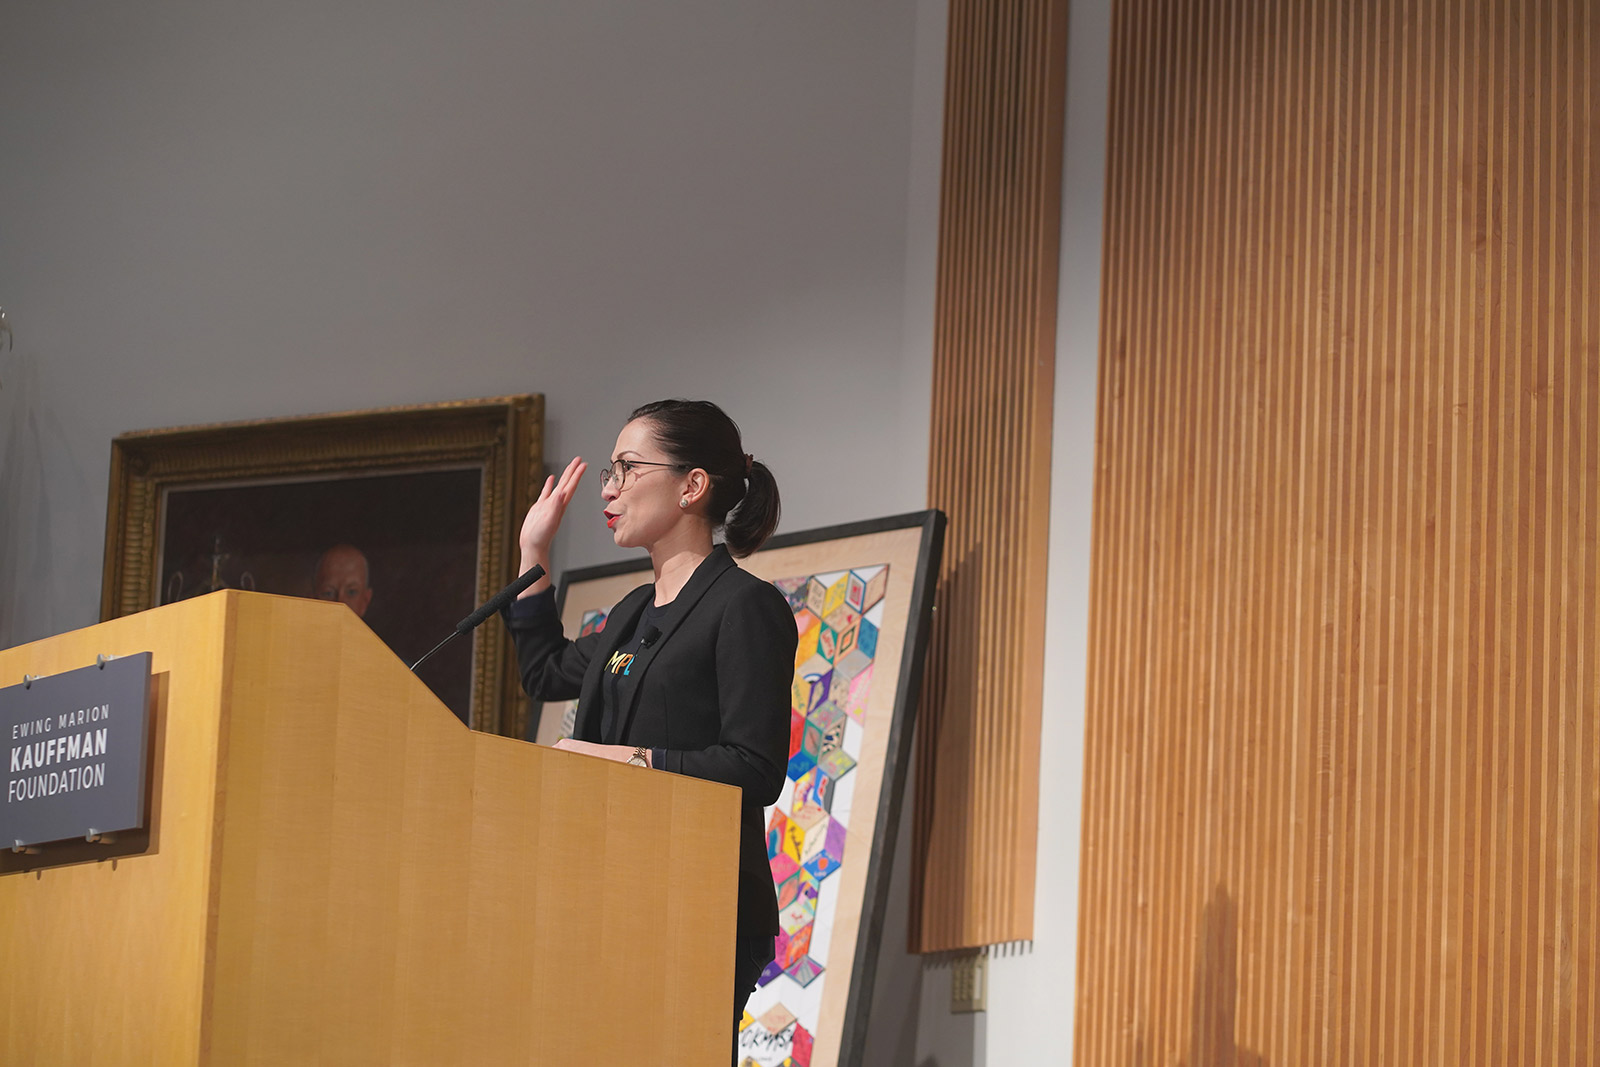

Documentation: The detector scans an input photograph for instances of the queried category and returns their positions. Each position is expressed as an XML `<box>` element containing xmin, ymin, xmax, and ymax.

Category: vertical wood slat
<box><xmin>1077</xmin><ymin>0</ymin><xmax>1599</xmax><ymax>1063</ymax></box>
<box><xmin>910</xmin><ymin>0</ymin><xmax>1069</xmax><ymax>952</ymax></box>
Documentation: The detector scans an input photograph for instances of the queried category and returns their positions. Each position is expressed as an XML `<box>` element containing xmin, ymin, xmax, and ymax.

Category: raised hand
<box><xmin>516</xmin><ymin>456</ymin><xmax>587</xmax><ymax>596</ymax></box>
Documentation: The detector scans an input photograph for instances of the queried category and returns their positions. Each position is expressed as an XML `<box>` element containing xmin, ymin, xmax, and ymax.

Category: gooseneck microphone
<box><xmin>410</xmin><ymin>564</ymin><xmax>547</xmax><ymax>673</ymax></box>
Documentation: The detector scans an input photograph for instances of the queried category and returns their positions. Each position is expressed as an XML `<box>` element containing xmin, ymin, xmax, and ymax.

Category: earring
<box><xmin>679</xmin><ymin>498</ymin><xmax>689</xmax><ymax>509</ymax></box>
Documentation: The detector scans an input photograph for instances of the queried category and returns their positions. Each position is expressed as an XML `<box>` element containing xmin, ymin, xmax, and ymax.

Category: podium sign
<box><xmin>1</xmin><ymin>652</ymin><xmax>152</xmax><ymax>847</ymax></box>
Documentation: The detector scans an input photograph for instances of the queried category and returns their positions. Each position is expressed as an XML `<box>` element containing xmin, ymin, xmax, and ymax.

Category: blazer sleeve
<box><xmin>655</xmin><ymin>581</ymin><xmax>797</xmax><ymax>805</ymax></box>
<box><xmin>501</xmin><ymin>587</ymin><xmax>601</xmax><ymax>702</ymax></box>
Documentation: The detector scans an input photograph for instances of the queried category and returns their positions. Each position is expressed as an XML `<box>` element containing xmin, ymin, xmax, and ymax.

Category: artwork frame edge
<box><xmin>100</xmin><ymin>395</ymin><xmax>544</xmax><ymax>737</ymax></box>
<box><xmin>546</xmin><ymin>508</ymin><xmax>947</xmax><ymax>1066</ymax></box>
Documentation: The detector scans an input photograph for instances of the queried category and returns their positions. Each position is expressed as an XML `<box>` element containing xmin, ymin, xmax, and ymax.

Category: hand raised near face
<box><xmin>519</xmin><ymin>456</ymin><xmax>588</xmax><ymax>557</ymax></box>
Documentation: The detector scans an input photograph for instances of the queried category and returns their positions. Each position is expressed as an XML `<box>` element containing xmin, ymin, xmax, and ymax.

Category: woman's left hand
<box><xmin>552</xmin><ymin>738</ymin><xmax>650</xmax><ymax>766</ymax></box>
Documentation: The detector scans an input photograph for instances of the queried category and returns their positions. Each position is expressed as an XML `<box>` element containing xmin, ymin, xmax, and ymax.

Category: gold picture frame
<box><xmin>100</xmin><ymin>395</ymin><xmax>543</xmax><ymax>736</ymax></box>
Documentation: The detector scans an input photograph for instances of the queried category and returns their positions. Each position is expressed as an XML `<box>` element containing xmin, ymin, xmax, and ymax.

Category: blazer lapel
<box><xmin>610</xmin><ymin>545</ymin><xmax>739</xmax><ymax>743</ymax></box>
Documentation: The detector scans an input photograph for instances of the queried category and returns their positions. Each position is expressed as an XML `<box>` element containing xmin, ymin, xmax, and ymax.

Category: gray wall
<box><xmin>0</xmin><ymin>0</ymin><xmax>941</xmax><ymax>648</ymax></box>
<box><xmin>0</xmin><ymin>0</ymin><xmax>949</xmax><ymax>1059</ymax></box>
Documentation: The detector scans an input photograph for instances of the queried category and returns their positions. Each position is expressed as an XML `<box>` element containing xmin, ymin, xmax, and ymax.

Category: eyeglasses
<box><xmin>599</xmin><ymin>457</ymin><xmax>685</xmax><ymax>490</ymax></box>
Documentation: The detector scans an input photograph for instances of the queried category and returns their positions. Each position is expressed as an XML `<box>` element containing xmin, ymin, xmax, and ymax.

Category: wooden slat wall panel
<box><xmin>1077</xmin><ymin>0</ymin><xmax>1598</xmax><ymax>1063</ymax></box>
<box><xmin>911</xmin><ymin>0</ymin><xmax>1069</xmax><ymax>951</ymax></box>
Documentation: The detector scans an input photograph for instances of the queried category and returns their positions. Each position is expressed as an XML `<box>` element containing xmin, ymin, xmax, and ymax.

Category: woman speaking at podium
<box><xmin>502</xmin><ymin>399</ymin><xmax>795</xmax><ymax>1056</ymax></box>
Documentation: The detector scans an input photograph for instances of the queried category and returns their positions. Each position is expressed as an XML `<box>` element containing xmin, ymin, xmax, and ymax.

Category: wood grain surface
<box><xmin>914</xmin><ymin>0</ymin><xmax>1070</xmax><ymax>954</ymax></box>
<box><xmin>1077</xmin><ymin>1</ymin><xmax>1598</xmax><ymax>1064</ymax></box>
<box><xmin>1</xmin><ymin>591</ymin><xmax>740</xmax><ymax>1064</ymax></box>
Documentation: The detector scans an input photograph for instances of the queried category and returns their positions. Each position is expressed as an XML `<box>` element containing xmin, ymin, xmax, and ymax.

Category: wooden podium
<box><xmin>0</xmin><ymin>591</ymin><xmax>740</xmax><ymax>1065</ymax></box>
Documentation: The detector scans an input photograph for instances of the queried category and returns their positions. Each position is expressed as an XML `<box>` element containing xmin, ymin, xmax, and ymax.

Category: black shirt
<box><xmin>599</xmin><ymin>598</ymin><xmax>671</xmax><ymax>746</ymax></box>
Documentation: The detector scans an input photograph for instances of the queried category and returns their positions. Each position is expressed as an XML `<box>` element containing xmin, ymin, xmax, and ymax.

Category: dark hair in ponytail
<box><xmin>627</xmin><ymin>399</ymin><xmax>780</xmax><ymax>557</ymax></box>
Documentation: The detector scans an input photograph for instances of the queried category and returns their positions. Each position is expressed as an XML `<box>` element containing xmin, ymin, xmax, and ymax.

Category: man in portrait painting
<box><xmin>314</xmin><ymin>544</ymin><xmax>374</xmax><ymax>619</ymax></box>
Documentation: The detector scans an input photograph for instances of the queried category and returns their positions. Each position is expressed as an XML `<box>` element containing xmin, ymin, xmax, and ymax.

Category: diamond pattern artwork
<box><xmin>778</xmin><ymin>872</ymin><xmax>820</xmax><ymax>934</ymax></box>
<box><xmin>799</xmin><ymin>815</ymin><xmax>847</xmax><ymax>882</ymax></box>
<box><xmin>790</xmin><ymin>767</ymin><xmax>838</xmax><ymax>812</ymax></box>
<box><xmin>739</xmin><ymin>563</ymin><xmax>890</xmax><ymax>1067</ymax></box>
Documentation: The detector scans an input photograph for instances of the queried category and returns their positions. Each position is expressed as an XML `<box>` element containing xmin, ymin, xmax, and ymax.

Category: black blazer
<box><xmin>506</xmin><ymin>544</ymin><xmax>797</xmax><ymax>937</ymax></box>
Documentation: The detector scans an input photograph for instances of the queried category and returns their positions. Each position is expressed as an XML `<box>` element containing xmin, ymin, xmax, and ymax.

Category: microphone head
<box><xmin>455</xmin><ymin>564</ymin><xmax>547</xmax><ymax>633</ymax></box>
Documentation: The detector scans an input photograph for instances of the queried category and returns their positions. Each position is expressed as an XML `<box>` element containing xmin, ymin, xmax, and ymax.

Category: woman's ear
<box><xmin>683</xmin><ymin>468</ymin><xmax>710</xmax><ymax>505</ymax></box>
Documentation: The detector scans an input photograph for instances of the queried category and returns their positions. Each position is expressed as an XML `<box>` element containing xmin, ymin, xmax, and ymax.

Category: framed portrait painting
<box><xmin>535</xmin><ymin>510</ymin><xmax>945</xmax><ymax>1067</ymax></box>
<box><xmin>100</xmin><ymin>396</ymin><xmax>542</xmax><ymax>736</ymax></box>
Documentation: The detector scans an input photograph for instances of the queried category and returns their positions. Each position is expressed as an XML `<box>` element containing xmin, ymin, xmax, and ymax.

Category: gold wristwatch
<box><xmin>627</xmin><ymin>746</ymin><xmax>649</xmax><ymax>767</ymax></box>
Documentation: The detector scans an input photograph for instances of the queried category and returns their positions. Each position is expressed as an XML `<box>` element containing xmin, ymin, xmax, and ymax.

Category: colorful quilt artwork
<box><xmin>737</xmin><ymin>563</ymin><xmax>888</xmax><ymax>1067</ymax></box>
<box><xmin>546</xmin><ymin>566</ymin><xmax>891</xmax><ymax>1067</ymax></box>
